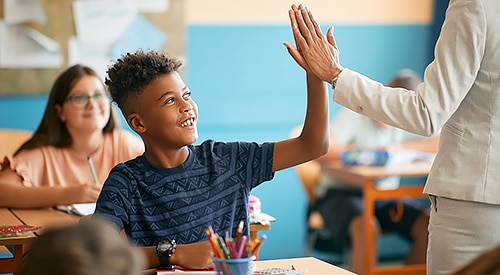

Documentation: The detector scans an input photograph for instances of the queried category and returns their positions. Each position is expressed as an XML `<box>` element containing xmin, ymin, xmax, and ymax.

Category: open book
<box><xmin>54</xmin><ymin>203</ymin><xmax>96</xmax><ymax>216</ymax></box>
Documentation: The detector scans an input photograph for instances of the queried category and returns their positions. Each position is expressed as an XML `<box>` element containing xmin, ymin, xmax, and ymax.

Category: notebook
<box><xmin>54</xmin><ymin>203</ymin><xmax>96</xmax><ymax>216</ymax></box>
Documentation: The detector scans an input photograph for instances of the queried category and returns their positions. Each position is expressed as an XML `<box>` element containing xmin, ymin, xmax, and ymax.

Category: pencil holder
<box><xmin>341</xmin><ymin>148</ymin><xmax>391</xmax><ymax>166</ymax></box>
<box><xmin>212</xmin><ymin>256</ymin><xmax>256</xmax><ymax>275</ymax></box>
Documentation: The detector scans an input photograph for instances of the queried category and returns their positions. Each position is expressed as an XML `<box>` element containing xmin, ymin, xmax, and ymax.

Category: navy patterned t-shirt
<box><xmin>94</xmin><ymin>139</ymin><xmax>274</xmax><ymax>246</ymax></box>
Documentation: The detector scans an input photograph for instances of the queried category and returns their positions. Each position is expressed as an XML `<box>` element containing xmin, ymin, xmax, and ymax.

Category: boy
<box><xmin>94</xmin><ymin>50</ymin><xmax>329</xmax><ymax>270</ymax></box>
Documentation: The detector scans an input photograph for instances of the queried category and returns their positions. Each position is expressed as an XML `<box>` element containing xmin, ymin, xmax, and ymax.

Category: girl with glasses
<box><xmin>0</xmin><ymin>65</ymin><xmax>144</xmax><ymax>208</ymax></box>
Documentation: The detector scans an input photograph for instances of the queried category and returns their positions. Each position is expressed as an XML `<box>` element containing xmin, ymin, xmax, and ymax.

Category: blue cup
<box><xmin>212</xmin><ymin>256</ymin><xmax>256</xmax><ymax>275</ymax></box>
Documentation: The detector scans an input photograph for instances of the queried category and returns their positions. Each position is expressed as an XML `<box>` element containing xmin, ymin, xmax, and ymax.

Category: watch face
<box><xmin>157</xmin><ymin>239</ymin><xmax>176</xmax><ymax>253</ymax></box>
<box><xmin>158</xmin><ymin>241</ymin><xmax>172</xmax><ymax>252</ymax></box>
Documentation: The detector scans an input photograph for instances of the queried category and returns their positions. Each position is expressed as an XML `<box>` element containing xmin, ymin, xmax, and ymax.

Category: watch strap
<box><xmin>331</xmin><ymin>75</ymin><xmax>339</xmax><ymax>89</ymax></box>
<box><xmin>158</xmin><ymin>253</ymin><xmax>174</xmax><ymax>270</ymax></box>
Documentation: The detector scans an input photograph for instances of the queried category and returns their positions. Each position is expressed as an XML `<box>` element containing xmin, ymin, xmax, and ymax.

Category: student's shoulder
<box><xmin>109</xmin><ymin>154</ymin><xmax>144</xmax><ymax>175</ymax></box>
<box><xmin>105</xmin><ymin>129</ymin><xmax>144</xmax><ymax>153</ymax></box>
<box><xmin>14</xmin><ymin>144</ymin><xmax>68</xmax><ymax>162</ymax></box>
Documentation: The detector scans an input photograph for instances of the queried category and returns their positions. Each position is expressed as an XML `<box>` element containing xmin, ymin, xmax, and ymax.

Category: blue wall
<box><xmin>0</xmin><ymin>95</ymin><xmax>47</xmax><ymax>131</ymax></box>
<box><xmin>186</xmin><ymin>24</ymin><xmax>432</xmax><ymax>260</ymax></box>
<box><xmin>0</xmin><ymin>24</ymin><xmax>434</xmax><ymax>261</ymax></box>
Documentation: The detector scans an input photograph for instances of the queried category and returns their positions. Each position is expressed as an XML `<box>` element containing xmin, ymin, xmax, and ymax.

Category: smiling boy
<box><xmin>94</xmin><ymin>50</ymin><xmax>329</xmax><ymax>270</ymax></box>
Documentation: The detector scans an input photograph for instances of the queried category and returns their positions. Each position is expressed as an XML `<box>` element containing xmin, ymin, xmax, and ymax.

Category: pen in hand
<box><xmin>87</xmin><ymin>156</ymin><xmax>99</xmax><ymax>186</ymax></box>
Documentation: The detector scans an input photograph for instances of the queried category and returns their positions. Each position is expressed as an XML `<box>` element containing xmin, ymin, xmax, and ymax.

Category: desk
<box><xmin>256</xmin><ymin>257</ymin><xmax>355</xmax><ymax>274</ymax></box>
<box><xmin>323</xmin><ymin>161</ymin><xmax>431</xmax><ymax>275</ymax></box>
<box><xmin>144</xmin><ymin>257</ymin><xmax>354</xmax><ymax>275</ymax></box>
<box><xmin>9</xmin><ymin>207</ymin><xmax>80</xmax><ymax>233</ymax></box>
<box><xmin>0</xmin><ymin>208</ymin><xmax>36</xmax><ymax>275</ymax></box>
<box><xmin>2</xmin><ymin>208</ymin><xmax>272</xmax><ymax>273</ymax></box>
<box><xmin>0</xmin><ymin>208</ymin><xmax>79</xmax><ymax>274</ymax></box>
<box><xmin>249</xmin><ymin>223</ymin><xmax>270</xmax><ymax>260</ymax></box>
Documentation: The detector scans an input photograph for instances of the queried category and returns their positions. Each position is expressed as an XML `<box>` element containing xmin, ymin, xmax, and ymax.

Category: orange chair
<box><xmin>294</xmin><ymin>159</ymin><xmax>348</xmax><ymax>264</ymax></box>
<box><xmin>0</xmin><ymin>129</ymin><xmax>32</xmax><ymax>158</ymax></box>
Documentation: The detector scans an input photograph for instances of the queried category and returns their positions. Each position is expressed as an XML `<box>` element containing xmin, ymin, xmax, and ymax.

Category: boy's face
<box><xmin>132</xmin><ymin>72</ymin><xmax>198</xmax><ymax>148</ymax></box>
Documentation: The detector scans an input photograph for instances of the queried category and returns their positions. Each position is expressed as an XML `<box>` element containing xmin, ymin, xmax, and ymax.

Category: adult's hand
<box><xmin>287</xmin><ymin>4</ymin><xmax>343</xmax><ymax>84</ymax></box>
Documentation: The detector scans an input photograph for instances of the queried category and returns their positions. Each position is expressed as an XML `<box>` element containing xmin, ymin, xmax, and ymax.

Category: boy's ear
<box><xmin>127</xmin><ymin>113</ymin><xmax>146</xmax><ymax>134</ymax></box>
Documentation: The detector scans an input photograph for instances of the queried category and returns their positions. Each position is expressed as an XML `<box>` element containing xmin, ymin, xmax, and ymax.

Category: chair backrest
<box><xmin>0</xmin><ymin>129</ymin><xmax>32</xmax><ymax>158</ymax></box>
<box><xmin>295</xmin><ymin>160</ymin><xmax>322</xmax><ymax>207</ymax></box>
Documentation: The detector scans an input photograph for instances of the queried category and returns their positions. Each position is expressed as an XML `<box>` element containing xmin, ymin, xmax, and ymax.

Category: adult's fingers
<box><xmin>299</xmin><ymin>5</ymin><xmax>317</xmax><ymax>40</ymax></box>
<box><xmin>327</xmin><ymin>27</ymin><xmax>338</xmax><ymax>49</ymax></box>
<box><xmin>289</xmin><ymin>6</ymin><xmax>308</xmax><ymax>51</ymax></box>
<box><xmin>293</xmin><ymin>4</ymin><xmax>313</xmax><ymax>44</ymax></box>
<box><xmin>306</xmin><ymin>7</ymin><xmax>324</xmax><ymax>40</ymax></box>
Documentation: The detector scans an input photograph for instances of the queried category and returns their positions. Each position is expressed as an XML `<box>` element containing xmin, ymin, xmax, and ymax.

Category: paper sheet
<box><xmin>55</xmin><ymin>203</ymin><xmax>96</xmax><ymax>216</ymax></box>
<box><xmin>3</xmin><ymin>0</ymin><xmax>46</xmax><ymax>25</ymax></box>
<box><xmin>0</xmin><ymin>22</ymin><xmax>63</xmax><ymax>68</ymax></box>
<box><xmin>137</xmin><ymin>0</ymin><xmax>170</xmax><ymax>13</ymax></box>
<box><xmin>109</xmin><ymin>14</ymin><xmax>167</xmax><ymax>59</ymax></box>
<box><xmin>72</xmin><ymin>0</ymin><xmax>137</xmax><ymax>45</ymax></box>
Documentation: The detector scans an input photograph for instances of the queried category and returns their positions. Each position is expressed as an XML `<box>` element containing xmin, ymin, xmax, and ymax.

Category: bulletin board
<box><xmin>0</xmin><ymin>0</ymin><xmax>185</xmax><ymax>96</ymax></box>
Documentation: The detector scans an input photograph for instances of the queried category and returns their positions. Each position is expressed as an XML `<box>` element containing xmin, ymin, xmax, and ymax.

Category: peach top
<box><xmin>4</xmin><ymin>129</ymin><xmax>144</xmax><ymax>187</ymax></box>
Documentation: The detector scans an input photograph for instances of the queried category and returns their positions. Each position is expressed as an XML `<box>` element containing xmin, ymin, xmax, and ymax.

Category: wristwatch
<box><xmin>156</xmin><ymin>239</ymin><xmax>176</xmax><ymax>270</ymax></box>
<box><xmin>331</xmin><ymin>75</ymin><xmax>339</xmax><ymax>90</ymax></box>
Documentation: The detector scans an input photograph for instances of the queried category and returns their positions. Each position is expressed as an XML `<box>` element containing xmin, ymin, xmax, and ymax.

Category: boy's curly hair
<box><xmin>105</xmin><ymin>50</ymin><xmax>183</xmax><ymax>115</ymax></box>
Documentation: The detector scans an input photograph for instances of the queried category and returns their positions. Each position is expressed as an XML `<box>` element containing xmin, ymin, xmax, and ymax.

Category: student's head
<box><xmin>105</xmin><ymin>50</ymin><xmax>198</xmax><ymax>146</ymax></box>
<box><xmin>387</xmin><ymin>69</ymin><xmax>422</xmax><ymax>90</ymax></box>
<box><xmin>21</xmin><ymin>220</ymin><xmax>144</xmax><ymax>275</ymax></box>
<box><xmin>373</xmin><ymin>69</ymin><xmax>423</xmax><ymax>129</ymax></box>
<box><xmin>15</xmin><ymin>65</ymin><xmax>117</xmax><ymax>155</ymax></box>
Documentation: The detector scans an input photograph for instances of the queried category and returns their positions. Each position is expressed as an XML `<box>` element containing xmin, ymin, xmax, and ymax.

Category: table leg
<box><xmin>0</xmin><ymin>244</ymin><xmax>24</xmax><ymax>275</ymax></box>
<box><xmin>363</xmin><ymin>181</ymin><xmax>428</xmax><ymax>275</ymax></box>
<box><xmin>364</xmin><ymin>180</ymin><xmax>377</xmax><ymax>275</ymax></box>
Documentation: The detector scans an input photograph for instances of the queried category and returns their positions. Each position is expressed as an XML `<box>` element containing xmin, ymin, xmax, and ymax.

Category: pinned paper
<box><xmin>136</xmin><ymin>0</ymin><xmax>170</xmax><ymax>13</ymax></box>
<box><xmin>109</xmin><ymin>14</ymin><xmax>167</xmax><ymax>59</ymax></box>
<box><xmin>0</xmin><ymin>22</ymin><xmax>63</xmax><ymax>68</ymax></box>
<box><xmin>72</xmin><ymin>0</ymin><xmax>137</xmax><ymax>45</ymax></box>
<box><xmin>3</xmin><ymin>0</ymin><xmax>46</xmax><ymax>25</ymax></box>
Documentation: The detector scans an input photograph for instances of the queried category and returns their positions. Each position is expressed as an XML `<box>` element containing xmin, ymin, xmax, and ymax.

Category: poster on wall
<box><xmin>69</xmin><ymin>0</ymin><xmax>167</xmax><ymax>79</ymax></box>
<box><xmin>0</xmin><ymin>0</ymin><xmax>62</xmax><ymax>68</ymax></box>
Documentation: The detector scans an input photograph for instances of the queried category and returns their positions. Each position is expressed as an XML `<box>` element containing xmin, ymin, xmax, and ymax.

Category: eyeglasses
<box><xmin>65</xmin><ymin>93</ymin><xmax>110</xmax><ymax>110</ymax></box>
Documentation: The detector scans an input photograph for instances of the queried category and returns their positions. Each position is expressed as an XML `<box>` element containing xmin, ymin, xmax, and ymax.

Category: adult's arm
<box><xmin>289</xmin><ymin>2</ymin><xmax>486</xmax><ymax>136</ymax></box>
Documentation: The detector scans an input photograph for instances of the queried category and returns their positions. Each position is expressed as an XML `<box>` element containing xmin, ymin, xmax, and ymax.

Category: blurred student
<box><xmin>285</xmin><ymin>1</ymin><xmax>500</xmax><ymax>274</ymax></box>
<box><xmin>299</xmin><ymin>70</ymin><xmax>438</xmax><ymax>274</ymax></box>
<box><xmin>93</xmin><ymin>49</ymin><xmax>329</xmax><ymax>270</ymax></box>
<box><xmin>0</xmin><ymin>64</ymin><xmax>144</xmax><ymax>208</ymax></box>
<box><xmin>450</xmin><ymin>244</ymin><xmax>500</xmax><ymax>275</ymax></box>
<box><xmin>21</xmin><ymin>220</ymin><xmax>144</xmax><ymax>275</ymax></box>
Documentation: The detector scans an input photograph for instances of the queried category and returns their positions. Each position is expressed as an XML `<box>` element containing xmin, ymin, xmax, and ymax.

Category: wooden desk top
<box><xmin>0</xmin><ymin>208</ymin><xmax>36</xmax><ymax>246</ymax></box>
<box><xmin>9</xmin><ymin>207</ymin><xmax>80</xmax><ymax>234</ymax></box>
<box><xmin>255</xmin><ymin>257</ymin><xmax>355</xmax><ymax>275</ymax></box>
<box><xmin>250</xmin><ymin>223</ymin><xmax>271</xmax><ymax>231</ymax></box>
<box><xmin>322</xmin><ymin>161</ymin><xmax>432</xmax><ymax>187</ymax></box>
<box><xmin>142</xmin><ymin>257</ymin><xmax>355</xmax><ymax>275</ymax></box>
